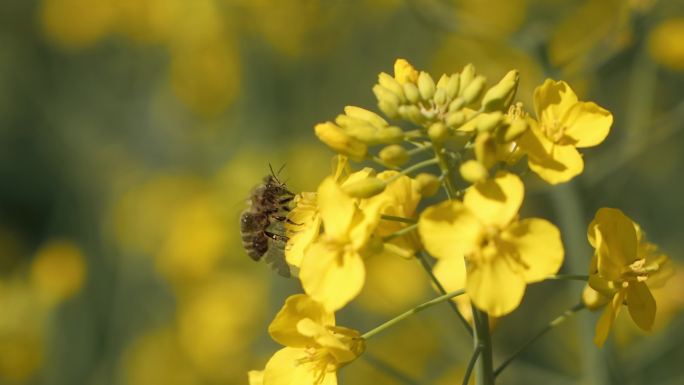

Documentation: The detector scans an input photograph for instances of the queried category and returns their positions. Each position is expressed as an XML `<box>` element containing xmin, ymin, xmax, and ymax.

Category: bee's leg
<box><xmin>265</xmin><ymin>231</ymin><xmax>289</xmax><ymax>242</ymax></box>
<box><xmin>279</xmin><ymin>196</ymin><xmax>294</xmax><ymax>204</ymax></box>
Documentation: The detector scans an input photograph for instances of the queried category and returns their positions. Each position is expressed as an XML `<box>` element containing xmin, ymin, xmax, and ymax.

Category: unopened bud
<box><xmin>448</xmin><ymin>97</ymin><xmax>466</xmax><ymax>112</ymax></box>
<box><xmin>418</xmin><ymin>71</ymin><xmax>436</xmax><ymax>100</ymax></box>
<box><xmin>481</xmin><ymin>70</ymin><xmax>519</xmax><ymax>112</ymax></box>
<box><xmin>476</xmin><ymin>112</ymin><xmax>504</xmax><ymax>133</ymax></box>
<box><xmin>399</xmin><ymin>105</ymin><xmax>425</xmax><ymax>125</ymax></box>
<box><xmin>394</xmin><ymin>58</ymin><xmax>419</xmax><ymax>84</ymax></box>
<box><xmin>462</xmin><ymin>76</ymin><xmax>486</xmax><ymax>104</ymax></box>
<box><xmin>344</xmin><ymin>106</ymin><xmax>388</xmax><ymax>128</ymax></box>
<box><xmin>458</xmin><ymin>64</ymin><xmax>476</xmax><ymax>95</ymax></box>
<box><xmin>428</xmin><ymin>122</ymin><xmax>448</xmax><ymax>143</ymax></box>
<box><xmin>315</xmin><ymin>122</ymin><xmax>368</xmax><ymax>161</ymax></box>
<box><xmin>415</xmin><ymin>173</ymin><xmax>440</xmax><ymax>197</ymax></box>
<box><xmin>378</xmin><ymin>100</ymin><xmax>399</xmax><ymax>119</ymax></box>
<box><xmin>446</xmin><ymin>111</ymin><xmax>466</xmax><ymax>127</ymax></box>
<box><xmin>379</xmin><ymin>144</ymin><xmax>409</xmax><ymax>167</ymax></box>
<box><xmin>378</xmin><ymin>72</ymin><xmax>406</xmax><ymax>102</ymax></box>
<box><xmin>373</xmin><ymin>84</ymin><xmax>401</xmax><ymax>107</ymax></box>
<box><xmin>434</xmin><ymin>88</ymin><xmax>447</xmax><ymax>106</ymax></box>
<box><xmin>446</xmin><ymin>74</ymin><xmax>461</xmax><ymax>99</ymax></box>
<box><xmin>402</xmin><ymin>82</ymin><xmax>420</xmax><ymax>104</ymax></box>
<box><xmin>342</xmin><ymin>177</ymin><xmax>387</xmax><ymax>198</ymax></box>
<box><xmin>460</xmin><ymin>160</ymin><xmax>488</xmax><ymax>183</ymax></box>
<box><xmin>375</xmin><ymin>126</ymin><xmax>405</xmax><ymax>144</ymax></box>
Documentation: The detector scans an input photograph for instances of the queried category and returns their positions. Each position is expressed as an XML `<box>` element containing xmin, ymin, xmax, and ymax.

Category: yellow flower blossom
<box><xmin>648</xmin><ymin>18</ymin><xmax>684</xmax><ymax>72</ymax></box>
<box><xmin>584</xmin><ymin>208</ymin><xmax>671</xmax><ymax>346</ymax></box>
<box><xmin>264</xmin><ymin>294</ymin><xmax>364</xmax><ymax>385</ymax></box>
<box><xmin>30</xmin><ymin>239</ymin><xmax>86</xmax><ymax>306</ymax></box>
<box><xmin>299</xmin><ymin>172</ymin><xmax>385</xmax><ymax>311</ymax></box>
<box><xmin>371</xmin><ymin>171</ymin><xmax>422</xmax><ymax>258</ymax></box>
<box><xmin>418</xmin><ymin>172</ymin><xmax>564</xmax><ymax>316</ymax></box>
<box><xmin>518</xmin><ymin>79</ymin><xmax>612</xmax><ymax>184</ymax></box>
<box><xmin>285</xmin><ymin>192</ymin><xmax>321</xmax><ymax>267</ymax></box>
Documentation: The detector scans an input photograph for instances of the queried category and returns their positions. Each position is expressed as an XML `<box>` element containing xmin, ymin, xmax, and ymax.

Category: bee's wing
<box><xmin>263</xmin><ymin>242</ymin><xmax>291</xmax><ymax>278</ymax></box>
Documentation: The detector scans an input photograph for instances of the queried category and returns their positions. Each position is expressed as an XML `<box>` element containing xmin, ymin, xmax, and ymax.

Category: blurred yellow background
<box><xmin>1</xmin><ymin>0</ymin><xmax>684</xmax><ymax>384</ymax></box>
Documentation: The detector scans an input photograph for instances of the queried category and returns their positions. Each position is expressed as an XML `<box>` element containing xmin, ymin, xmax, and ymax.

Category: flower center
<box><xmin>541</xmin><ymin>118</ymin><xmax>566</xmax><ymax>143</ymax></box>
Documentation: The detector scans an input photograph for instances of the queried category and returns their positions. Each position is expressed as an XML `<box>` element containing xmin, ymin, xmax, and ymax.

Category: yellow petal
<box><xmin>464</xmin><ymin>172</ymin><xmax>523</xmax><ymax>228</ymax></box>
<box><xmin>263</xmin><ymin>347</ymin><xmax>337</xmax><ymax>385</ymax></box>
<box><xmin>626</xmin><ymin>281</ymin><xmax>656</xmax><ymax>331</ymax></box>
<box><xmin>433</xmin><ymin>257</ymin><xmax>467</xmax><ymax>292</ymax></box>
<box><xmin>300</xmin><ymin>242</ymin><xmax>365</xmax><ymax>312</ymax></box>
<box><xmin>594</xmin><ymin>289</ymin><xmax>625</xmax><ymax>347</ymax></box>
<box><xmin>517</xmin><ymin>120</ymin><xmax>584</xmax><ymax>184</ymax></box>
<box><xmin>533</xmin><ymin>79</ymin><xmax>578</xmax><ymax>123</ymax></box>
<box><xmin>562</xmin><ymin>101</ymin><xmax>612</xmax><ymax>148</ymax></box>
<box><xmin>418</xmin><ymin>201</ymin><xmax>481</xmax><ymax>260</ymax></box>
<box><xmin>591</xmin><ymin>208</ymin><xmax>638</xmax><ymax>281</ymax></box>
<box><xmin>582</xmin><ymin>284</ymin><xmax>611</xmax><ymax>310</ymax></box>
<box><xmin>286</xmin><ymin>192</ymin><xmax>320</xmax><ymax>267</ymax></box>
<box><xmin>317</xmin><ymin>177</ymin><xmax>355</xmax><ymax>240</ymax></box>
<box><xmin>268</xmin><ymin>294</ymin><xmax>334</xmax><ymax>348</ymax></box>
<box><xmin>467</xmin><ymin>245</ymin><xmax>527</xmax><ymax>317</ymax></box>
<box><xmin>502</xmin><ymin>218</ymin><xmax>564</xmax><ymax>283</ymax></box>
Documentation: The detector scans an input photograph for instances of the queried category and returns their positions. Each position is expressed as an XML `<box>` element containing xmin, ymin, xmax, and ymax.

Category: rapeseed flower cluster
<box><xmin>250</xmin><ymin>59</ymin><xmax>673</xmax><ymax>384</ymax></box>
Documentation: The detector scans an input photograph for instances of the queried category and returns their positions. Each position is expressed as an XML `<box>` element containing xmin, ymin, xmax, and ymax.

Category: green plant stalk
<box><xmin>463</xmin><ymin>345</ymin><xmax>483</xmax><ymax>385</ymax></box>
<box><xmin>472</xmin><ymin>306</ymin><xmax>495</xmax><ymax>385</ymax></box>
<box><xmin>361</xmin><ymin>288</ymin><xmax>465</xmax><ymax>340</ymax></box>
<box><xmin>432</xmin><ymin>143</ymin><xmax>494</xmax><ymax>385</ymax></box>
<box><xmin>494</xmin><ymin>302</ymin><xmax>586</xmax><ymax>377</ymax></box>
<box><xmin>546</xmin><ymin>274</ymin><xmax>589</xmax><ymax>282</ymax></box>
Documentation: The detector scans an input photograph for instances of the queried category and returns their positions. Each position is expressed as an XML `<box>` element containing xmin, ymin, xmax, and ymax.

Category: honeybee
<box><xmin>240</xmin><ymin>166</ymin><xmax>294</xmax><ymax>277</ymax></box>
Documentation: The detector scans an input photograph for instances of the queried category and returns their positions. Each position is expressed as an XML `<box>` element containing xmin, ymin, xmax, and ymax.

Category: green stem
<box><xmin>494</xmin><ymin>303</ymin><xmax>586</xmax><ymax>377</ymax></box>
<box><xmin>361</xmin><ymin>288</ymin><xmax>466</xmax><ymax>340</ymax></box>
<box><xmin>380</xmin><ymin>214</ymin><xmax>417</xmax><ymax>224</ymax></box>
<box><xmin>387</xmin><ymin>157</ymin><xmax>440</xmax><ymax>183</ymax></box>
<box><xmin>462</xmin><ymin>345</ymin><xmax>483</xmax><ymax>385</ymax></box>
<box><xmin>407</xmin><ymin>142</ymin><xmax>434</xmax><ymax>156</ymax></box>
<box><xmin>382</xmin><ymin>223</ymin><xmax>418</xmax><ymax>242</ymax></box>
<box><xmin>432</xmin><ymin>144</ymin><xmax>459</xmax><ymax>199</ymax></box>
<box><xmin>417</xmin><ymin>251</ymin><xmax>473</xmax><ymax>336</ymax></box>
<box><xmin>472</xmin><ymin>307</ymin><xmax>494</xmax><ymax>385</ymax></box>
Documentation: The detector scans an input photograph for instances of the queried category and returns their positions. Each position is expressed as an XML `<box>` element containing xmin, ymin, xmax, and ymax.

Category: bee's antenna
<box><xmin>277</xmin><ymin>163</ymin><xmax>287</xmax><ymax>176</ymax></box>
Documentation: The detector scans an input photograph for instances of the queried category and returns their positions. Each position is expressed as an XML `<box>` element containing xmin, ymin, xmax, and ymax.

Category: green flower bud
<box><xmin>344</xmin><ymin>106</ymin><xmax>388</xmax><ymax>128</ymax></box>
<box><xmin>418</xmin><ymin>71</ymin><xmax>436</xmax><ymax>100</ymax></box>
<box><xmin>436</xmin><ymin>74</ymin><xmax>450</xmax><ymax>89</ymax></box>
<box><xmin>402</xmin><ymin>82</ymin><xmax>420</xmax><ymax>104</ymax></box>
<box><xmin>345</xmin><ymin>123</ymin><xmax>379</xmax><ymax>143</ymax></box>
<box><xmin>375</xmin><ymin>126</ymin><xmax>405</xmax><ymax>144</ymax></box>
<box><xmin>399</xmin><ymin>105</ymin><xmax>425</xmax><ymax>125</ymax></box>
<box><xmin>448</xmin><ymin>97</ymin><xmax>466</xmax><ymax>112</ymax></box>
<box><xmin>378</xmin><ymin>100</ymin><xmax>399</xmax><ymax>119</ymax></box>
<box><xmin>445</xmin><ymin>111</ymin><xmax>466</xmax><ymax>127</ymax></box>
<box><xmin>446</xmin><ymin>74</ymin><xmax>461</xmax><ymax>100</ymax></box>
<box><xmin>373</xmin><ymin>84</ymin><xmax>401</xmax><ymax>107</ymax></box>
<box><xmin>379</xmin><ymin>144</ymin><xmax>409</xmax><ymax>167</ymax></box>
<box><xmin>460</xmin><ymin>160</ymin><xmax>488</xmax><ymax>183</ymax></box>
<box><xmin>476</xmin><ymin>112</ymin><xmax>504</xmax><ymax>133</ymax></box>
<box><xmin>428</xmin><ymin>122</ymin><xmax>448</xmax><ymax>143</ymax></box>
<box><xmin>315</xmin><ymin>122</ymin><xmax>367</xmax><ymax>161</ymax></box>
<box><xmin>415</xmin><ymin>173</ymin><xmax>440</xmax><ymax>197</ymax></box>
<box><xmin>342</xmin><ymin>177</ymin><xmax>387</xmax><ymax>198</ymax></box>
<box><xmin>462</xmin><ymin>75</ymin><xmax>486</xmax><ymax>104</ymax></box>
<box><xmin>481</xmin><ymin>70</ymin><xmax>519</xmax><ymax>112</ymax></box>
<box><xmin>458</xmin><ymin>64</ymin><xmax>476</xmax><ymax>95</ymax></box>
<box><xmin>434</xmin><ymin>88</ymin><xmax>447</xmax><ymax>106</ymax></box>
<box><xmin>378</xmin><ymin>72</ymin><xmax>406</xmax><ymax>102</ymax></box>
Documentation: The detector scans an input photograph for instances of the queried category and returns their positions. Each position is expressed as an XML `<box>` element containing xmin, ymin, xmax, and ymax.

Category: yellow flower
<box><xmin>371</xmin><ymin>171</ymin><xmax>422</xmax><ymax>259</ymax></box>
<box><xmin>418</xmin><ymin>172</ymin><xmax>564</xmax><ymax>316</ymax></box>
<box><xmin>584</xmin><ymin>208</ymin><xmax>671</xmax><ymax>346</ymax></box>
<box><xmin>285</xmin><ymin>192</ymin><xmax>321</xmax><ymax>267</ymax></box>
<box><xmin>517</xmin><ymin>79</ymin><xmax>612</xmax><ymax>184</ymax></box>
<box><xmin>30</xmin><ymin>239</ymin><xmax>86</xmax><ymax>306</ymax></box>
<box><xmin>264</xmin><ymin>294</ymin><xmax>364</xmax><ymax>385</ymax></box>
<box><xmin>299</xmin><ymin>173</ymin><xmax>385</xmax><ymax>311</ymax></box>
